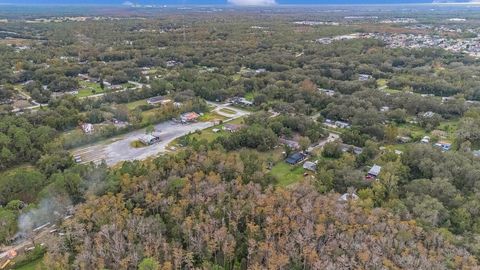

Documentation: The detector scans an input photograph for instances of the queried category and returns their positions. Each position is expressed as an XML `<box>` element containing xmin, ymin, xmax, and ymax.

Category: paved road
<box><xmin>71</xmin><ymin>103</ymin><xmax>250</xmax><ymax>166</ymax></box>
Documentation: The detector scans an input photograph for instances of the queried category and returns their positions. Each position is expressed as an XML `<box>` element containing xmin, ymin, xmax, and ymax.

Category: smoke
<box><xmin>227</xmin><ymin>0</ymin><xmax>277</xmax><ymax>6</ymax></box>
<box><xmin>17</xmin><ymin>196</ymin><xmax>71</xmax><ymax>234</ymax></box>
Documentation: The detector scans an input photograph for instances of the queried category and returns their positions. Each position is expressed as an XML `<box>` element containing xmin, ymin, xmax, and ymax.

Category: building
<box><xmin>81</xmin><ymin>123</ymin><xmax>94</xmax><ymax>134</ymax></box>
<box><xmin>397</xmin><ymin>136</ymin><xmax>412</xmax><ymax>144</ymax></box>
<box><xmin>435</xmin><ymin>141</ymin><xmax>452</xmax><ymax>152</ymax></box>
<box><xmin>279</xmin><ymin>138</ymin><xmax>300</xmax><ymax>150</ymax></box>
<box><xmin>366</xmin><ymin>164</ymin><xmax>382</xmax><ymax>180</ymax></box>
<box><xmin>421</xmin><ymin>136</ymin><xmax>430</xmax><ymax>144</ymax></box>
<box><xmin>285</xmin><ymin>152</ymin><xmax>307</xmax><ymax>165</ymax></box>
<box><xmin>338</xmin><ymin>192</ymin><xmax>359</xmax><ymax>202</ymax></box>
<box><xmin>231</xmin><ymin>97</ymin><xmax>254</xmax><ymax>106</ymax></box>
<box><xmin>223</xmin><ymin>124</ymin><xmax>245</xmax><ymax>133</ymax></box>
<box><xmin>181</xmin><ymin>112</ymin><xmax>200</xmax><ymax>123</ymax></box>
<box><xmin>341</xmin><ymin>144</ymin><xmax>363</xmax><ymax>155</ymax></box>
<box><xmin>303</xmin><ymin>161</ymin><xmax>317</xmax><ymax>172</ymax></box>
<box><xmin>359</xmin><ymin>74</ymin><xmax>373</xmax><ymax>81</ymax></box>
<box><xmin>335</xmin><ymin>121</ymin><xmax>351</xmax><ymax>129</ymax></box>
<box><xmin>422</xmin><ymin>111</ymin><xmax>435</xmax><ymax>118</ymax></box>
<box><xmin>318</xmin><ymin>88</ymin><xmax>335</xmax><ymax>96</ymax></box>
<box><xmin>139</xmin><ymin>134</ymin><xmax>161</xmax><ymax>145</ymax></box>
<box><xmin>147</xmin><ymin>96</ymin><xmax>172</xmax><ymax>106</ymax></box>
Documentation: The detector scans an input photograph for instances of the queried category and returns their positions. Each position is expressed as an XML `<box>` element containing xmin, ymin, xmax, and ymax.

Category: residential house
<box><xmin>397</xmin><ymin>136</ymin><xmax>412</xmax><ymax>144</ymax></box>
<box><xmin>338</xmin><ymin>192</ymin><xmax>359</xmax><ymax>202</ymax></box>
<box><xmin>285</xmin><ymin>152</ymin><xmax>307</xmax><ymax>165</ymax></box>
<box><xmin>335</xmin><ymin>121</ymin><xmax>351</xmax><ymax>129</ymax></box>
<box><xmin>435</xmin><ymin>141</ymin><xmax>452</xmax><ymax>152</ymax></box>
<box><xmin>421</xmin><ymin>136</ymin><xmax>430</xmax><ymax>144</ymax></box>
<box><xmin>231</xmin><ymin>97</ymin><xmax>253</xmax><ymax>106</ymax></box>
<box><xmin>359</xmin><ymin>74</ymin><xmax>373</xmax><ymax>81</ymax></box>
<box><xmin>279</xmin><ymin>138</ymin><xmax>300</xmax><ymax>150</ymax></box>
<box><xmin>223</xmin><ymin>124</ymin><xmax>246</xmax><ymax>133</ymax></box>
<box><xmin>422</xmin><ymin>111</ymin><xmax>435</xmax><ymax>118</ymax></box>
<box><xmin>341</xmin><ymin>144</ymin><xmax>363</xmax><ymax>155</ymax></box>
<box><xmin>147</xmin><ymin>96</ymin><xmax>172</xmax><ymax>106</ymax></box>
<box><xmin>181</xmin><ymin>112</ymin><xmax>200</xmax><ymax>123</ymax></box>
<box><xmin>303</xmin><ymin>161</ymin><xmax>317</xmax><ymax>172</ymax></box>
<box><xmin>366</xmin><ymin>164</ymin><xmax>382</xmax><ymax>180</ymax></box>
<box><xmin>318</xmin><ymin>88</ymin><xmax>335</xmax><ymax>96</ymax></box>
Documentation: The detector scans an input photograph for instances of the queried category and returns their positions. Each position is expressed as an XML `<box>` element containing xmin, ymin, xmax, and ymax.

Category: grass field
<box><xmin>126</xmin><ymin>99</ymin><xmax>148</xmax><ymax>110</ymax></box>
<box><xmin>77</xmin><ymin>81</ymin><xmax>104</xmax><ymax>97</ymax></box>
<box><xmin>270</xmin><ymin>162</ymin><xmax>305</xmax><ymax>187</ymax></box>
<box><xmin>198</xmin><ymin>112</ymin><xmax>227</xmax><ymax>122</ymax></box>
<box><xmin>219</xmin><ymin>108</ymin><xmax>237</xmax><ymax>115</ymax></box>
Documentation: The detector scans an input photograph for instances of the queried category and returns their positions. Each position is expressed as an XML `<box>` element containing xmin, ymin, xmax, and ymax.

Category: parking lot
<box><xmin>71</xmin><ymin>104</ymin><xmax>250</xmax><ymax>166</ymax></box>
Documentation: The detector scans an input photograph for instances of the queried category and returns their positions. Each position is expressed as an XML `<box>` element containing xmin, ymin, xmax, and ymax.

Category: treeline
<box><xmin>42</xmin><ymin>149</ymin><xmax>478</xmax><ymax>269</ymax></box>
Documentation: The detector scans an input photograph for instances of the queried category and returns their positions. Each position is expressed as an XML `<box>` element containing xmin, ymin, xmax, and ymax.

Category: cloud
<box><xmin>227</xmin><ymin>0</ymin><xmax>276</xmax><ymax>6</ymax></box>
<box><xmin>122</xmin><ymin>1</ymin><xmax>134</xmax><ymax>6</ymax></box>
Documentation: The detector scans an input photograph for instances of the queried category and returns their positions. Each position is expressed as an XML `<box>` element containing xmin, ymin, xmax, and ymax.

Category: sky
<box><xmin>0</xmin><ymin>0</ymin><xmax>476</xmax><ymax>5</ymax></box>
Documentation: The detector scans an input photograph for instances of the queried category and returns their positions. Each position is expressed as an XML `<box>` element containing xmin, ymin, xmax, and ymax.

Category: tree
<box><xmin>146</xmin><ymin>125</ymin><xmax>155</xmax><ymax>134</ymax></box>
<box><xmin>299</xmin><ymin>136</ymin><xmax>311</xmax><ymax>152</ymax></box>
<box><xmin>384</xmin><ymin>125</ymin><xmax>398</xmax><ymax>143</ymax></box>
<box><xmin>322</xmin><ymin>142</ymin><xmax>343</xmax><ymax>159</ymax></box>
<box><xmin>138</xmin><ymin>257</ymin><xmax>160</xmax><ymax>270</ymax></box>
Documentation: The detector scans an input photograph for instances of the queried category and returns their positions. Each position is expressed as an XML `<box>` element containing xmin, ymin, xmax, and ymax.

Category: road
<box><xmin>307</xmin><ymin>133</ymin><xmax>340</xmax><ymax>152</ymax></box>
<box><xmin>71</xmin><ymin>103</ymin><xmax>250</xmax><ymax>166</ymax></box>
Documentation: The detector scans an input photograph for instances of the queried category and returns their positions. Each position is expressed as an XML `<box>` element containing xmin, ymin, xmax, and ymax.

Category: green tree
<box><xmin>138</xmin><ymin>257</ymin><xmax>160</xmax><ymax>270</ymax></box>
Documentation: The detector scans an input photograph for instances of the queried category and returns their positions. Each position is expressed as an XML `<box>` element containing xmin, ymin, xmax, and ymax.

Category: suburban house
<box><xmin>139</xmin><ymin>134</ymin><xmax>161</xmax><ymax>145</ymax></box>
<box><xmin>166</xmin><ymin>60</ymin><xmax>180</xmax><ymax>68</ymax></box>
<box><xmin>318</xmin><ymin>88</ymin><xmax>335</xmax><ymax>96</ymax></box>
<box><xmin>335</xmin><ymin>121</ymin><xmax>351</xmax><ymax>129</ymax></box>
<box><xmin>279</xmin><ymin>138</ymin><xmax>300</xmax><ymax>150</ymax></box>
<box><xmin>341</xmin><ymin>144</ymin><xmax>363</xmax><ymax>155</ymax></box>
<box><xmin>366</xmin><ymin>164</ymin><xmax>382</xmax><ymax>180</ymax></box>
<box><xmin>231</xmin><ymin>97</ymin><xmax>253</xmax><ymax>106</ymax></box>
<box><xmin>338</xmin><ymin>192</ymin><xmax>359</xmax><ymax>202</ymax></box>
<box><xmin>397</xmin><ymin>136</ymin><xmax>412</xmax><ymax>144</ymax></box>
<box><xmin>303</xmin><ymin>161</ymin><xmax>317</xmax><ymax>172</ymax></box>
<box><xmin>223</xmin><ymin>124</ymin><xmax>246</xmax><ymax>133</ymax></box>
<box><xmin>435</xmin><ymin>141</ymin><xmax>452</xmax><ymax>152</ymax></box>
<box><xmin>181</xmin><ymin>112</ymin><xmax>200</xmax><ymax>123</ymax></box>
<box><xmin>81</xmin><ymin>123</ymin><xmax>94</xmax><ymax>134</ymax></box>
<box><xmin>359</xmin><ymin>74</ymin><xmax>373</xmax><ymax>81</ymax></box>
<box><xmin>422</xmin><ymin>111</ymin><xmax>435</xmax><ymax>118</ymax></box>
<box><xmin>421</xmin><ymin>136</ymin><xmax>430</xmax><ymax>144</ymax></box>
<box><xmin>147</xmin><ymin>96</ymin><xmax>172</xmax><ymax>106</ymax></box>
<box><xmin>285</xmin><ymin>152</ymin><xmax>308</xmax><ymax>165</ymax></box>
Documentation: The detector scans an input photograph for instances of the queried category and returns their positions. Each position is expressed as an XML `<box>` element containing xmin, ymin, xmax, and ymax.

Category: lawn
<box><xmin>126</xmin><ymin>99</ymin><xmax>148</xmax><ymax>110</ymax></box>
<box><xmin>219</xmin><ymin>108</ymin><xmax>237</xmax><ymax>115</ymax></box>
<box><xmin>198</xmin><ymin>112</ymin><xmax>227</xmax><ymax>122</ymax></box>
<box><xmin>270</xmin><ymin>162</ymin><xmax>305</xmax><ymax>187</ymax></box>
<box><xmin>77</xmin><ymin>81</ymin><xmax>104</xmax><ymax>97</ymax></box>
